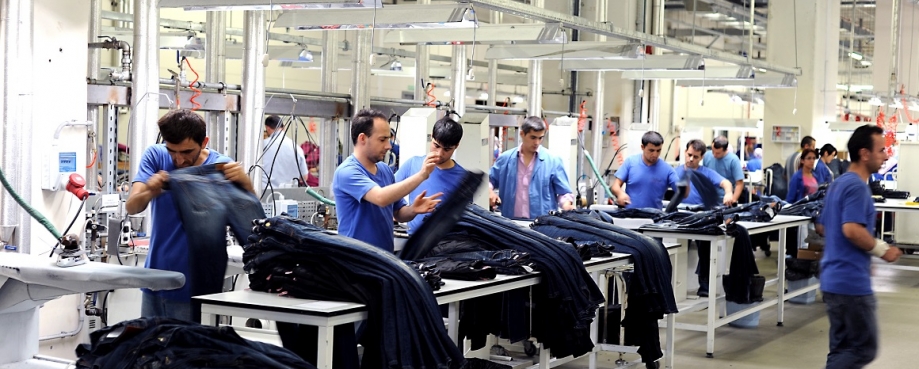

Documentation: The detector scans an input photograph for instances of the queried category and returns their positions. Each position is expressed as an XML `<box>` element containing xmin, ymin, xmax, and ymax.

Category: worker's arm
<box><xmin>720</xmin><ymin>179</ymin><xmax>734</xmax><ymax>206</ymax></box>
<box><xmin>363</xmin><ymin>154</ymin><xmax>438</xmax><ymax>207</ymax></box>
<box><xmin>610</xmin><ymin>177</ymin><xmax>630</xmax><ymax>206</ymax></box>
<box><xmin>732</xmin><ymin>179</ymin><xmax>744</xmax><ymax>203</ymax></box>
<box><xmin>842</xmin><ymin>222</ymin><xmax>901</xmax><ymax>262</ymax></box>
<box><xmin>394</xmin><ymin>190</ymin><xmax>443</xmax><ymax>222</ymax></box>
<box><xmin>126</xmin><ymin>171</ymin><xmax>168</xmax><ymax>215</ymax></box>
<box><xmin>551</xmin><ymin>160</ymin><xmax>576</xmax><ymax>210</ymax></box>
<box><xmin>218</xmin><ymin>162</ymin><xmax>255</xmax><ymax>195</ymax></box>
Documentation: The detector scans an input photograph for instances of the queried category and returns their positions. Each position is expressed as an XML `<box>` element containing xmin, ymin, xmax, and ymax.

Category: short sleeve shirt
<box><xmin>674</xmin><ymin>165</ymin><xmax>726</xmax><ymax>207</ymax></box>
<box><xmin>819</xmin><ymin>172</ymin><xmax>875</xmax><ymax>296</ymax></box>
<box><xmin>703</xmin><ymin>152</ymin><xmax>744</xmax><ymax>198</ymax></box>
<box><xmin>332</xmin><ymin>155</ymin><xmax>407</xmax><ymax>252</ymax></box>
<box><xmin>615</xmin><ymin>154</ymin><xmax>679</xmax><ymax>209</ymax></box>
<box><xmin>395</xmin><ymin>156</ymin><xmax>467</xmax><ymax>234</ymax></box>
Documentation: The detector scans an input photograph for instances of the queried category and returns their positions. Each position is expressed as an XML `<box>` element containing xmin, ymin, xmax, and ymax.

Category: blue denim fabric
<box><xmin>167</xmin><ymin>164</ymin><xmax>265</xmax><ymax>320</ymax></box>
<box><xmin>141</xmin><ymin>291</ymin><xmax>192</xmax><ymax>322</ymax></box>
<box><xmin>824</xmin><ymin>292</ymin><xmax>878</xmax><ymax>369</ymax></box>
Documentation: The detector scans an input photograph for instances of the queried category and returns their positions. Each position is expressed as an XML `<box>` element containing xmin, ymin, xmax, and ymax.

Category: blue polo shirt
<box><xmin>703</xmin><ymin>152</ymin><xmax>744</xmax><ymax>198</ymax></box>
<box><xmin>615</xmin><ymin>154</ymin><xmax>679</xmax><ymax>209</ymax></box>
<box><xmin>333</xmin><ymin>155</ymin><xmax>406</xmax><ymax>252</ymax></box>
<box><xmin>133</xmin><ymin>145</ymin><xmax>231</xmax><ymax>301</ymax></box>
<box><xmin>674</xmin><ymin>165</ymin><xmax>726</xmax><ymax>207</ymax></box>
<box><xmin>819</xmin><ymin>172</ymin><xmax>875</xmax><ymax>296</ymax></box>
<box><xmin>395</xmin><ymin>156</ymin><xmax>467</xmax><ymax>234</ymax></box>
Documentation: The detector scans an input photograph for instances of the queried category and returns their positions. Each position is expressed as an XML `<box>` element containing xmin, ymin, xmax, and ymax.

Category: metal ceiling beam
<box><xmin>455</xmin><ymin>0</ymin><xmax>801</xmax><ymax>75</ymax></box>
<box><xmin>563</xmin><ymin>54</ymin><xmax>705</xmax><ymax>71</ymax></box>
<box><xmin>383</xmin><ymin>23</ymin><xmax>566</xmax><ymax>44</ymax></box>
<box><xmin>484</xmin><ymin>40</ymin><xmax>641</xmax><ymax>60</ymax></box>
<box><xmin>670</xmin><ymin>27</ymin><xmax>760</xmax><ymax>37</ymax></box>
<box><xmin>274</xmin><ymin>4</ymin><xmax>470</xmax><ymax>29</ymax></box>
<box><xmin>158</xmin><ymin>0</ymin><xmax>381</xmax><ymax>10</ymax></box>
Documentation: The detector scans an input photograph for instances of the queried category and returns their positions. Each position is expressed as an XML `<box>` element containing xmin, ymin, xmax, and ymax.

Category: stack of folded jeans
<box><xmin>244</xmin><ymin>216</ymin><xmax>464</xmax><ymax>369</ymax></box>
<box><xmin>410</xmin><ymin>259</ymin><xmax>498</xmax><ymax>281</ymax></box>
<box><xmin>76</xmin><ymin>317</ymin><xmax>314</xmax><ymax>369</ymax></box>
<box><xmin>420</xmin><ymin>205</ymin><xmax>605</xmax><ymax>359</ymax></box>
<box><xmin>602</xmin><ymin>207</ymin><xmax>665</xmax><ymax>220</ymax></box>
<box><xmin>404</xmin><ymin>260</ymin><xmax>446</xmax><ymax>289</ymax></box>
<box><xmin>431</xmin><ymin>250</ymin><xmax>536</xmax><ymax>275</ymax></box>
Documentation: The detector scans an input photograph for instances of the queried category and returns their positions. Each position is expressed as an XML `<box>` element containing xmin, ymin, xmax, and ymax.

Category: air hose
<box><xmin>306</xmin><ymin>187</ymin><xmax>336</xmax><ymax>206</ymax></box>
<box><xmin>583</xmin><ymin>149</ymin><xmax>615</xmax><ymax>200</ymax></box>
<box><xmin>0</xmin><ymin>166</ymin><xmax>62</xmax><ymax>240</ymax></box>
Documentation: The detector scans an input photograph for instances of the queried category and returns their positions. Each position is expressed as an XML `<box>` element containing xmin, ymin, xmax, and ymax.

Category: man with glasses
<box><xmin>395</xmin><ymin>116</ymin><xmax>468</xmax><ymax>234</ymax></box>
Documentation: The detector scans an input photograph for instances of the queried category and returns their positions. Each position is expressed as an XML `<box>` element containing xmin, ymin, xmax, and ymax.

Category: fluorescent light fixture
<box><xmin>383</xmin><ymin>23</ymin><xmax>566</xmax><ymax>45</ymax></box>
<box><xmin>621</xmin><ymin>65</ymin><xmax>753</xmax><ymax>80</ymax></box>
<box><xmin>274</xmin><ymin>4</ymin><xmax>472</xmax><ymax>30</ymax></box>
<box><xmin>849</xmin><ymin>52</ymin><xmax>864</xmax><ymax>60</ymax></box>
<box><xmin>512</xmin><ymin>96</ymin><xmax>524</xmax><ymax>103</ymax></box>
<box><xmin>562</xmin><ymin>54</ymin><xmax>704</xmax><ymax>71</ymax></box>
<box><xmin>860</xmin><ymin>60</ymin><xmax>872</xmax><ymax>66</ymax></box>
<box><xmin>485</xmin><ymin>41</ymin><xmax>642</xmax><ymax>60</ymax></box>
<box><xmin>158</xmin><ymin>0</ymin><xmax>382</xmax><ymax>10</ymax></box>
<box><xmin>868</xmin><ymin>97</ymin><xmax>884</xmax><ymax>106</ymax></box>
<box><xmin>479</xmin><ymin>91</ymin><xmax>489</xmax><ymax>100</ymax></box>
<box><xmin>182</xmin><ymin>43</ymin><xmax>306</xmax><ymax>61</ymax></box>
<box><xmin>676</xmin><ymin>73</ymin><xmax>797</xmax><ymax>88</ymax></box>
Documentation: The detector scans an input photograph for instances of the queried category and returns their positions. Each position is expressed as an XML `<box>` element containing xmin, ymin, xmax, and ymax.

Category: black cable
<box><xmin>48</xmin><ymin>198</ymin><xmax>87</xmax><ymax>258</ymax></box>
<box><xmin>603</xmin><ymin>144</ymin><xmax>628</xmax><ymax>177</ymax></box>
<box><xmin>663</xmin><ymin>135</ymin><xmax>680</xmax><ymax>161</ymax></box>
<box><xmin>101</xmin><ymin>291</ymin><xmax>109</xmax><ymax>326</ymax></box>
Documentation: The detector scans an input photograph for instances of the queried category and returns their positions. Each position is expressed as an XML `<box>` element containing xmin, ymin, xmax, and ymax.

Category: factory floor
<box><xmin>553</xmin><ymin>248</ymin><xmax>919</xmax><ymax>369</ymax></box>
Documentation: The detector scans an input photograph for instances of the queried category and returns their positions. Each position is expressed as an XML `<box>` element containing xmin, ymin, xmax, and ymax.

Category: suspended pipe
<box><xmin>88</xmin><ymin>38</ymin><xmax>132</xmax><ymax>81</ymax></box>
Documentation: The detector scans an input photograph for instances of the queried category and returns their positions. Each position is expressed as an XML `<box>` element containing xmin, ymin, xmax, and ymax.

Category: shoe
<box><xmin>645</xmin><ymin>361</ymin><xmax>660</xmax><ymax>369</ymax></box>
<box><xmin>697</xmin><ymin>289</ymin><xmax>709</xmax><ymax>298</ymax></box>
<box><xmin>764</xmin><ymin>249</ymin><xmax>772</xmax><ymax>257</ymax></box>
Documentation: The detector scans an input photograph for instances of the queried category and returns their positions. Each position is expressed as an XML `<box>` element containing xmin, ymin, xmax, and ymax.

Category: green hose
<box><xmin>306</xmin><ymin>187</ymin><xmax>336</xmax><ymax>206</ymax></box>
<box><xmin>0</xmin><ymin>165</ymin><xmax>62</xmax><ymax>240</ymax></box>
<box><xmin>584</xmin><ymin>149</ymin><xmax>615</xmax><ymax>200</ymax></box>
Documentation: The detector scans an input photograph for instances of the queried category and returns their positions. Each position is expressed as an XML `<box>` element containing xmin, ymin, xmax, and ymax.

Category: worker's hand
<box><xmin>881</xmin><ymin>246</ymin><xmax>903</xmax><ymax>263</ymax></box>
<box><xmin>411</xmin><ymin>190</ymin><xmax>443</xmax><ymax>215</ymax></box>
<box><xmin>489</xmin><ymin>189</ymin><xmax>500</xmax><ymax>209</ymax></box>
<box><xmin>146</xmin><ymin>171</ymin><xmax>169</xmax><ymax>198</ymax></box>
<box><xmin>419</xmin><ymin>153</ymin><xmax>440</xmax><ymax>180</ymax></box>
<box><xmin>615</xmin><ymin>193</ymin><xmax>631</xmax><ymax>207</ymax></box>
<box><xmin>218</xmin><ymin>162</ymin><xmax>255</xmax><ymax>194</ymax></box>
<box><xmin>723</xmin><ymin>194</ymin><xmax>734</xmax><ymax>207</ymax></box>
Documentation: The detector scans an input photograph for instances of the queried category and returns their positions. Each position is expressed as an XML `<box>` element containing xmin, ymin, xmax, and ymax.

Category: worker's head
<box><xmin>684</xmin><ymin>139</ymin><xmax>707</xmax><ymax>169</ymax></box>
<box><xmin>744</xmin><ymin>137</ymin><xmax>756</xmax><ymax>150</ymax></box>
<box><xmin>799</xmin><ymin>148</ymin><xmax>818</xmax><ymax>171</ymax></box>
<box><xmin>265</xmin><ymin>115</ymin><xmax>282</xmax><ymax>136</ymax></box>
<box><xmin>351</xmin><ymin>108</ymin><xmax>391</xmax><ymax>163</ymax></box>
<box><xmin>430</xmin><ymin>116</ymin><xmax>463</xmax><ymax>166</ymax></box>
<box><xmin>157</xmin><ymin>109</ymin><xmax>209</xmax><ymax>168</ymax></box>
<box><xmin>801</xmin><ymin>136</ymin><xmax>816</xmax><ymax>150</ymax></box>
<box><xmin>847</xmin><ymin>125</ymin><xmax>887</xmax><ymax>173</ymax></box>
<box><xmin>640</xmin><ymin>131</ymin><xmax>664</xmax><ymax>165</ymax></box>
<box><xmin>819</xmin><ymin>143</ymin><xmax>837</xmax><ymax>164</ymax></box>
<box><xmin>711</xmin><ymin>136</ymin><xmax>730</xmax><ymax>159</ymax></box>
<box><xmin>519</xmin><ymin>116</ymin><xmax>547</xmax><ymax>156</ymax></box>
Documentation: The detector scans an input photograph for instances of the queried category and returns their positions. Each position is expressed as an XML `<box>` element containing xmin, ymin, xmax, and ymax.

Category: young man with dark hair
<box><xmin>610</xmin><ymin>130</ymin><xmax>679</xmax><ymax>209</ymax></box>
<box><xmin>332</xmin><ymin>108</ymin><xmax>442</xmax><ymax>251</ymax></box>
<box><xmin>259</xmin><ymin>115</ymin><xmax>310</xmax><ymax>191</ymax></box>
<box><xmin>126</xmin><ymin>109</ymin><xmax>254</xmax><ymax>321</ymax></box>
<box><xmin>489</xmin><ymin>116</ymin><xmax>575</xmax><ymax>218</ymax></box>
<box><xmin>818</xmin><ymin>125</ymin><xmax>900</xmax><ymax>368</ymax></box>
<box><xmin>786</xmin><ymin>135</ymin><xmax>816</xmax><ymax>184</ymax></box>
<box><xmin>703</xmin><ymin>135</ymin><xmax>744</xmax><ymax>204</ymax></box>
<box><xmin>395</xmin><ymin>117</ymin><xmax>467</xmax><ymax>234</ymax></box>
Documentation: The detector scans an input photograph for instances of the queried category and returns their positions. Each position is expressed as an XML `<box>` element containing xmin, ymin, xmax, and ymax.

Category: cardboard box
<box><xmin>807</xmin><ymin>242</ymin><xmax>825</xmax><ymax>251</ymax></box>
<box><xmin>797</xmin><ymin>249</ymin><xmax>823</xmax><ymax>260</ymax></box>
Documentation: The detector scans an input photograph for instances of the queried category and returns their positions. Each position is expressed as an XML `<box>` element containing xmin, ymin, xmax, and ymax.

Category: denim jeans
<box><xmin>168</xmin><ymin>164</ymin><xmax>265</xmax><ymax>321</ymax></box>
<box><xmin>141</xmin><ymin>291</ymin><xmax>192</xmax><ymax>322</ymax></box>
<box><xmin>824</xmin><ymin>292</ymin><xmax>878</xmax><ymax>369</ymax></box>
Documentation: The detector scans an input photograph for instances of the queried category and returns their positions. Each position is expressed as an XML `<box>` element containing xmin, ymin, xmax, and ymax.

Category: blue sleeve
<box><xmin>550</xmin><ymin>158</ymin><xmax>573</xmax><ymax>196</ymax></box>
<box><xmin>841</xmin><ymin>185</ymin><xmax>873</xmax><ymax>226</ymax></box>
<box><xmin>817</xmin><ymin>163</ymin><xmax>832</xmax><ymax>184</ymax></box>
<box><xmin>786</xmin><ymin>171</ymin><xmax>802</xmax><ymax>203</ymax></box>
<box><xmin>394</xmin><ymin>157</ymin><xmax>415</xmax><ymax>182</ymax></box>
<box><xmin>335</xmin><ymin>164</ymin><xmax>380</xmax><ymax>203</ymax></box>
<box><xmin>730</xmin><ymin>156</ymin><xmax>745</xmax><ymax>182</ymax></box>
<box><xmin>706</xmin><ymin>168</ymin><xmax>726</xmax><ymax>187</ymax></box>
<box><xmin>382</xmin><ymin>165</ymin><xmax>407</xmax><ymax>211</ymax></box>
<box><xmin>133</xmin><ymin>146</ymin><xmax>161</xmax><ymax>184</ymax></box>
<box><xmin>489</xmin><ymin>155</ymin><xmax>503</xmax><ymax>190</ymax></box>
<box><xmin>667</xmin><ymin>167</ymin><xmax>679</xmax><ymax>191</ymax></box>
<box><xmin>615</xmin><ymin>157</ymin><xmax>631</xmax><ymax>181</ymax></box>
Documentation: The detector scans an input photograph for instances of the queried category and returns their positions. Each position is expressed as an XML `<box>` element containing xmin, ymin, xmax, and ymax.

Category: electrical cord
<box><xmin>48</xmin><ymin>198</ymin><xmax>87</xmax><ymax>258</ymax></box>
<box><xmin>183</xmin><ymin>57</ymin><xmax>202</xmax><ymax>111</ymax></box>
<box><xmin>662</xmin><ymin>135</ymin><xmax>680</xmax><ymax>161</ymax></box>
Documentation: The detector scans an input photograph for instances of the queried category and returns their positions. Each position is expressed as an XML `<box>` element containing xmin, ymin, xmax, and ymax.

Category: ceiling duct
<box><xmin>158</xmin><ymin>0</ymin><xmax>382</xmax><ymax>10</ymax></box>
<box><xmin>383</xmin><ymin>23</ymin><xmax>566</xmax><ymax>45</ymax></box>
<box><xmin>274</xmin><ymin>4</ymin><xmax>473</xmax><ymax>30</ymax></box>
<box><xmin>484</xmin><ymin>40</ymin><xmax>642</xmax><ymax>60</ymax></box>
<box><xmin>562</xmin><ymin>54</ymin><xmax>704</xmax><ymax>71</ymax></box>
<box><xmin>621</xmin><ymin>65</ymin><xmax>754</xmax><ymax>80</ymax></box>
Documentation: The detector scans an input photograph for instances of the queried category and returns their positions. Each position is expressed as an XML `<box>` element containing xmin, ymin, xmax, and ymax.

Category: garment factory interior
<box><xmin>3</xmin><ymin>0</ymin><xmax>919</xmax><ymax>368</ymax></box>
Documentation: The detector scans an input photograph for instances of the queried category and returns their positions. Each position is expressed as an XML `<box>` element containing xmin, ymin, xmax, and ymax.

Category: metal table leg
<box><xmin>705</xmin><ymin>238</ymin><xmax>722</xmax><ymax>358</ymax></box>
<box><xmin>776</xmin><ymin>226</ymin><xmax>788</xmax><ymax>326</ymax></box>
<box><xmin>448</xmin><ymin>301</ymin><xmax>460</xmax><ymax>346</ymax></box>
<box><xmin>317</xmin><ymin>325</ymin><xmax>335</xmax><ymax>369</ymax></box>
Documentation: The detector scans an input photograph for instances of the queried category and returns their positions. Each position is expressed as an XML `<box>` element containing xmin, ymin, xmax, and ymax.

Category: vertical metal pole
<box><xmin>87</xmin><ymin>0</ymin><xmax>102</xmax><ymax>192</ymax></box>
<box><xmin>649</xmin><ymin>0</ymin><xmax>664</xmax><ymax>132</ymax></box>
<box><xmin>206</xmin><ymin>11</ymin><xmax>227</xmax><ymax>153</ymax></box>
<box><xmin>526</xmin><ymin>0</ymin><xmax>544</xmax><ymax>117</ymax></box>
<box><xmin>320</xmin><ymin>30</ymin><xmax>340</xmax><ymax>188</ymax></box>
<box><xmin>241</xmin><ymin>10</ymin><xmax>267</xmax><ymax>193</ymax></box>
<box><xmin>888</xmin><ymin>0</ymin><xmax>902</xmax><ymax>98</ymax></box>
<box><xmin>451</xmin><ymin>45</ymin><xmax>467</xmax><ymax>117</ymax></box>
<box><xmin>591</xmin><ymin>0</ymin><xmax>608</xmax><ymax>206</ymax></box>
<box><xmin>130</xmin><ymin>0</ymin><xmax>159</xmax><ymax>182</ymax></box>
<box><xmin>414</xmin><ymin>0</ymin><xmax>431</xmax><ymax>101</ymax></box>
<box><xmin>487</xmin><ymin>60</ymin><xmax>498</xmax><ymax>107</ymax></box>
<box><xmin>351</xmin><ymin>30</ymin><xmax>371</xmax><ymax>111</ymax></box>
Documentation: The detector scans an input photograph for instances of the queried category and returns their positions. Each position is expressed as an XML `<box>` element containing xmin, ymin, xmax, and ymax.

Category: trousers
<box><xmin>824</xmin><ymin>292</ymin><xmax>878</xmax><ymax>369</ymax></box>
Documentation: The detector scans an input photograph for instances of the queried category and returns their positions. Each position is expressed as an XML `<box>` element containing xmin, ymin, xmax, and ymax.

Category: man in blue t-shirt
<box><xmin>703</xmin><ymin>136</ymin><xmax>745</xmax><ymax>204</ymax></box>
<box><xmin>817</xmin><ymin>125</ymin><xmax>900</xmax><ymax>368</ymax></box>
<box><xmin>610</xmin><ymin>131</ymin><xmax>679</xmax><ymax>209</ymax></box>
<box><xmin>395</xmin><ymin>117</ymin><xmax>467</xmax><ymax>234</ymax></box>
<box><xmin>332</xmin><ymin>109</ymin><xmax>442</xmax><ymax>252</ymax></box>
<box><xmin>127</xmin><ymin>109</ymin><xmax>254</xmax><ymax>322</ymax></box>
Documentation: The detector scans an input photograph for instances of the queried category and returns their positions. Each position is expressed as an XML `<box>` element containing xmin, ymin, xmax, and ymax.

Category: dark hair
<box><xmin>265</xmin><ymin>115</ymin><xmax>282</xmax><ymax>129</ymax></box>
<box><xmin>685</xmin><ymin>139</ymin><xmax>706</xmax><ymax>154</ymax></box>
<box><xmin>847</xmin><ymin>125</ymin><xmax>884</xmax><ymax>163</ymax></box>
<box><xmin>801</xmin><ymin>136</ymin><xmax>816</xmax><ymax>149</ymax></box>
<box><xmin>432</xmin><ymin>116</ymin><xmax>463</xmax><ymax>147</ymax></box>
<box><xmin>712</xmin><ymin>136</ymin><xmax>729</xmax><ymax>150</ymax></box>
<box><xmin>819</xmin><ymin>143</ymin><xmax>837</xmax><ymax>157</ymax></box>
<box><xmin>799</xmin><ymin>148</ymin><xmax>818</xmax><ymax>170</ymax></box>
<box><xmin>520</xmin><ymin>116</ymin><xmax>547</xmax><ymax>134</ymax></box>
<box><xmin>641</xmin><ymin>131</ymin><xmax>664</xmax><ymax>146</ymax></box>
<box><xmin>350</xmin><ymin>108</ymin><xmax>388</xmax><ymax>145</ymax></box>
<box><xmin>158</xmin><ymin>109</ymin><xmax>206</xmax><ymax>145</ymax></box>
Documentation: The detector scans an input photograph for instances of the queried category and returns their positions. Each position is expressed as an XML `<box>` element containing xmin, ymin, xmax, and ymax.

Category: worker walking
<box><xmin>489</xmin><ymin>116</ymin><xmax>575</xmax><ymax>219</ymax></box>
<box><xmin>126</xmin><ymin>109</ymin><xmax>255</xmax><ymax>322</ymax></box>
<box><xmin>395</xmin><ymin>116</ymin><xmax>467</xmax><ymax>234</ymax></box>
<box><xmin>610</xmin><ymin>131</ymin><xmax>679</xmax><ymax>209</ymax></box>
<box><xmin>818</xmin><ymin>124</ymin><xmax>901</xmax><ymax>369</ymax></box>
<box><xmin>259</xmin><ymin>115</ymin><xmax>310</xmax><ymax>192</ymax></box>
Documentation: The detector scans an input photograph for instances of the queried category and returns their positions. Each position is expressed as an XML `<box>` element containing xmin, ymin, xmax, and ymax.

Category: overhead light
<box><xmin>158</xmin><ymin>0</ymin><xmax>382</xmax><ymax>11</ymax></box>
<box><xmin>298</xmin><ymin>49</ymin><xmax>314</xmax><ymax>62</ymax></box>
<box><xmin>868</xmin><ymin>97</ymin><xmax>884</xmax><ymax>106</ymax></box>
<box><xmin>479</xmin><ymin>91</ymin><xmax>489</xmax><ymax>100</ymax></box>
<box><xmin>274</xmin><ymin>4</ymin><xmax>473</xmax><ymax>30</ymax></box>
<box><xmin>860</xmin><ymin>60</ymin><xmax>872</xmax><ymax>66</ymax></box>
<box><xmin>390</xmin><ymin>59</ymin><xmax>402</xmax><ymax>71</ymax></box>
<box><xmin>729</xmin><ymin>95</ymin><xmax>744</xmax><ymax>104</ymax></box>
<box><xmin>563</xmin><ymin>54</ymin><xmax>704</xmax><ymax>71</ymax></box>
<box><xmin>676</xmin><ymin>73</ymin><xmax>796</xmax><ymax>88</ymax></box>
<box><xmin>849</xmin><ymin>52</ymin><xmax>864</xmax><ymax>60</ymax></box>
<box><xmin>485</xmin><ymin>40</ymin><xmax>643</xmax><ymax>60</ymax></box>
<box><xmin>622</xmin><ymin>65</ymin><xmax>753</xmax><ymax>80</ymax></box>
<box><xmin>383</xmin><ymin>23</ymin><xmax>566</xmax><ymax>45</ymax></box>
<box><xmin>512</xmin><ymin>95</ymin><xmax>524</xmax><ymax>103</ymax></box>
<box><xmin>753</xmin><ymin>97</ymin><xmax>764</xmax><ymax>105</ymax></box>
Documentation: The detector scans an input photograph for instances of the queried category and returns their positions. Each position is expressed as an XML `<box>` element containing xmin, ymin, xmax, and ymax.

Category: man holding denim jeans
<box><xmin>126</xmin><ymin>109</ymin><xmax>254</xmax><ymax>322</ymax></box>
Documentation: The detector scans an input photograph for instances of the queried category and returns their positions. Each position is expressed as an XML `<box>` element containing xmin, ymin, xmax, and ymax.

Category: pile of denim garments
<box><xmin>408</xmin><ymin>258</ymin><xmax>497</xmax><ymax>282</ymax></box>
<box><xmin>531</xmin><ymin>210</ymin><xmax>677</xmax><ymax>365</ymax></box>
<box><xmin>75</xmin><ymin>317</ymin><xmax>314</xmax><ymax>369</ymax></box>
<box><xmin>415</xmin><ymin>205</ymin><xmax>605</xmax><ymax>359</ymax></box>
<box><xmin>420</xmin><ymin>250</ymin><xmax>536</xmax><ymax>275</ymax></box>
<box><xmin>404</xmin><ymin>260</ymin><xmax>446</xmax><ymax>289</ymax></box>
<box><xmin>243</xmin><ymin>216</ymin><xmax>465</xmax><ymax>369</ymax></box>
<box><xmin>778</xmin><ymin>189</ymin><xmax>824</xmax><ymax>219</ymax></box>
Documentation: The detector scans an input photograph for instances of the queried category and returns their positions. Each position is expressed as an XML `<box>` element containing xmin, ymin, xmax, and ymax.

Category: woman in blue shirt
<box><xmin>787</xmin><ymin>148</ymin><xmax>831</xmax><ymax>202</ymax></box>
<box><xmin>817</xmin><ymin>143</ymin><xmax>837</xmax><ymax>181</ymax></box>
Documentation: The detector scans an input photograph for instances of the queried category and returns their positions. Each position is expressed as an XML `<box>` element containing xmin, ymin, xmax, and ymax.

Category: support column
<box><xmin>205</xmin><ymin>11</ymin><xmax>227</xmax><ymax>153</ymax></box>
<box><xmin>590</xmin><ymin>0</ymin><xmax>608</xmax><ymax>206</ymax></box>
<box><xmin>87</xmin><ymin>0</ymin><xmax>101</xmax><ymax>192</ymax></box>
<box><xmin>452</xmin><ymin>45</ymin><xmax>467</xmax><ymax>117</ymax></box>
<box><xmin>763</xmin><ymin>0</ymin><xmax>840</xmax><ymax>167</ymax></box>
<box><xmin>130</xmin><ymin>0</ymin><xmax>159</xmax><ymax>183</ymax></box>
<box><xmin>320</xmin><ymin>31</ymin><xmax>340</xmax><ymax>188</ymax></box>
<box><xmin>527</xmin><ymin>0</ymin><xmax>544</xmax><ymax>117</ymax></box>
<box><xmin>487</xmin><ymin>60</ymin><xmax>498</xmax><ymax>107</ymax></box>
<box><xmin>414</xmin><ymin>0</ymin><xmax>431</xmax><ymax>101</ymax></box>
<box><xmin>873</xmin><ymin>0</ymin><xmax>919</xmax><ymax>97</ymax></box>
<box><xmin>240</xmin><ymin>10</ymin><xmax>267</xmax><ymax>193</ymax></box>
<box><xmin>351</xmin><ymin>30</ymin><xmax>371</xmax><ymax>111</ymax></box>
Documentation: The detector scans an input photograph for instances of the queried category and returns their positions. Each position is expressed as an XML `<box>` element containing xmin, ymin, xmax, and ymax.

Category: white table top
<box><xmin>875</xmin><ymin>198</ymin><xmax>919</xmax><ymax>211</ymax></box>
<box><xmin>0</xmin><ymin>252</ymin><xmax>185</xmax><ymax>292</ymax></box>
<box><xmin>638</xmin><ymin>214</ymin><xmax>811</xmax><ymax>240</ymax></box>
